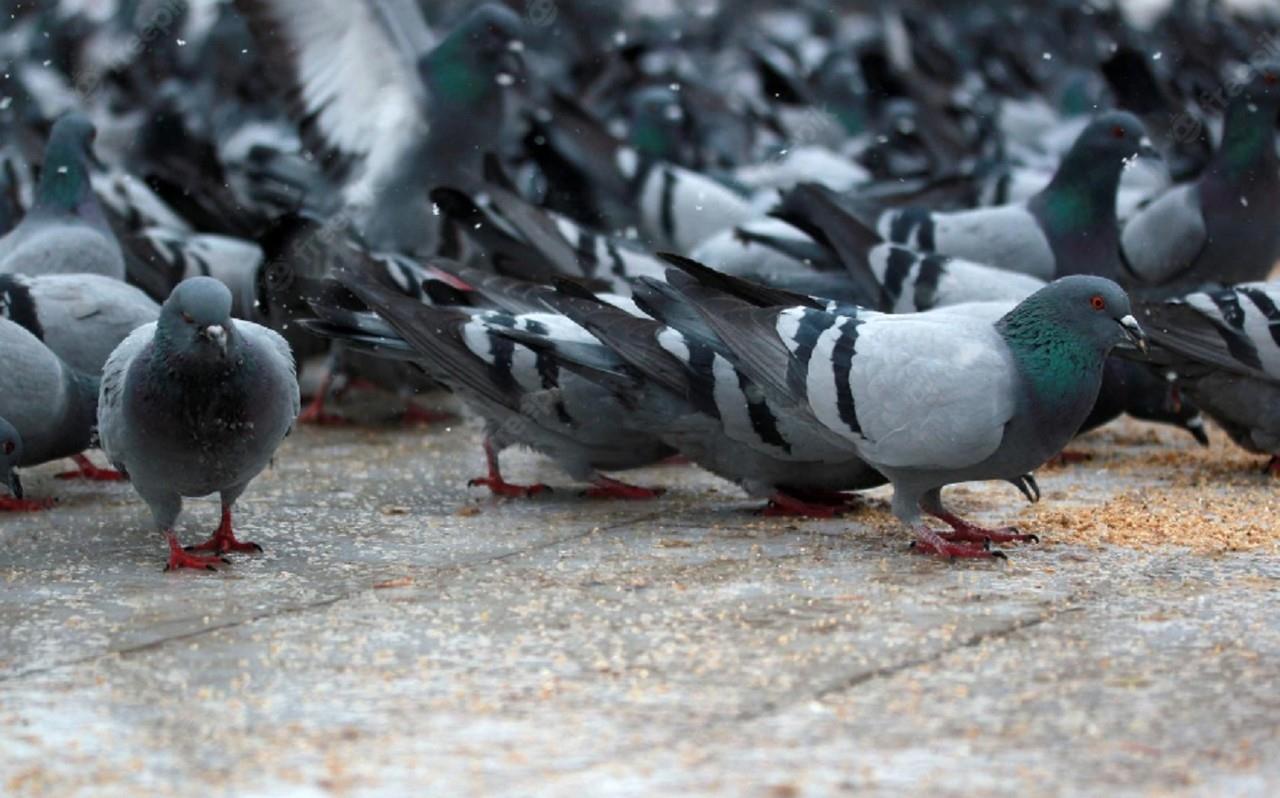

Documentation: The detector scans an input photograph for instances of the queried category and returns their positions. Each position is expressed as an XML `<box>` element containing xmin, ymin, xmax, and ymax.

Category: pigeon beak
<box><xmin>1185</xmin><ymin>413</ymin><xmax>1211</xmax><ymax>447</ymax></box>
<box><xmin>1119</xmin><ymin>314</ymin><xmax>1148</xmax><ymax>354</ymax></box>
<box><xmin>497</xmin><ymin>42</ymin><xmax>527</xmax><ymax>87</ymax></box>
<box><xmin>203</xmin><ymin>324</ymin><xmax>228</xmax><ymax>354</ymax></box>
<box><xmin>1137</xmin><ymin>136</ymin><xmax>1161</xmax><ymax>162</ymax></box>
<box><xmin>8</xmin><ymin>471</ymin><xmax>23</xmax><ymax>500</ymax></box>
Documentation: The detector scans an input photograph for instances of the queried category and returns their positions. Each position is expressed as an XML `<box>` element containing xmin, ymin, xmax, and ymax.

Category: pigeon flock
<box><xmin>0</xmin><ymin>0</ymin><xmax>1278</xmax><ymax>570</ymax></box>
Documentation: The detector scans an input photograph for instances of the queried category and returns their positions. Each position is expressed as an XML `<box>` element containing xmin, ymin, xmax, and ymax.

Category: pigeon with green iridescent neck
<box><xmin>98</xmin><ymin>278</ymin><xmax>300</xmax><ymax>572</ymax></box>
<box><xmin>870</xmin><ymin>111</ymin><xmax>1155</xmax><ymax>282</ymax></box>
<box><xmin>234</xmin><ymin>0</ymin><xmax>525</xmax><ymax>252</ymax></box>
<box><xmin>665</xmin><ymin>267</ymin><xmax>1147</xmax><ymax>560</ymax></box>
<box><xmin>1121</xmin><ymin>63</ymin><xmax>1280</xmax><ymax>296</ymax></box>
<box><xmin>0</xmin><ymin>113</ymin><xmax>124</xmax><ymax>280</ymax></box>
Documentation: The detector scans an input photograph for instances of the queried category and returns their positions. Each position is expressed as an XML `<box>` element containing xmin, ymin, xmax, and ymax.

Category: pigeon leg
<box><xmin>55</xmin><ymin>453</ymin><xmax>127</xmax><ymax>482</ymax></box>
<box><xmin>298</xmin><ymin>372</ymin><xmax>350</xmax><ymax>426</ymax></box>
<box><xmin>583</xmin><ymin>476</ymin><xmax>665</xmax><ymax>500</ymax></box>
<box><xmin>467</xmin><ymin>439</ymin><xmax>549</xmax><ymax>498</ymax></box>
<box><xmin>0</xmin><ymin>496</ymin><xmax>54</xmax><ymax>512</ymax></box>
<box><xmin>401</xmin><ymin>401</ymin><xmax>453</xmax><ymax>427</ymax></box>
<box><xmin>911</xmin><ymin>527</ymin><xmax>1007</xmax><ymax>560</ymax></box>
<box><xmin>165</xmin><ymin>532</ymin><xmax>228</xmax><ymax>572</ymax></box>
<box><xmin>184</xmin><ymin>507</ymin><xmax>263</xmax><ymax>554</ymax></box>
<box><xmin>930</xmin><ymin>511</ymin><xmax>1040</xmax><ymax>545</ymax></box>
<box><xmin>762</xmin><ymin>491</ymin><xmax>843</xmax><ymax>518</ymax></box>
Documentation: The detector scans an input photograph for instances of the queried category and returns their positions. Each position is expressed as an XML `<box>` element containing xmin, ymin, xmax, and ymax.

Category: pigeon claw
<box><xmin>468</xmin><ymin>476</ymin><xmax>550</xmax><ymax>498</ymax></box>
<box><xmin>583</xmin><ymin>477</ymin><xmax>665</xmax><ymax>501</ymax></box>
<box><xmin>184</xmin><ymin>509</ymin><xmax>263</xmax><ymax>555</ymax></box>
<box><xmin>55</xmin><ymin>454</ymin><xmax>127</xmax><ymax>482</ymax></box>
<box><xmin>400</xmin><ymin>403</ymin><xmax>454</xmax><ymax>427</ymax></box>
<box><xmin>164</xmin><ymin>532</ymin><xmax>229</xmax><ymax>572</ymax></box>
<box><xmin>0</xmin><ymin>496</ymin><xmax>55</xmax><ymax>512</ymax></box>
<box><xmin>912</xmin><ymin>528</ymin><xmax>1009</xmax><ymax>561</ymax></box>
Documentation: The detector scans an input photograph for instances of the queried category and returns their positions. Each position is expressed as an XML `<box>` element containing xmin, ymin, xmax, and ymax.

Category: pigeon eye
<box><xmin>182</xmin><ymin>312</ymin><xmax>194</xmax><ymax>324</ymax></box>
<box><xmin>1091</xmin><ymin>295</ymin><xmax>1107</xmax><ymax>311</ymax></box>
<box><xmin>1266</xmin><ymin>72</ymin><xmax>1278</xmax><ymax>86</ymax></box>
<box><xmin>1111</xmin><ymin>125</ymin><xmax>1127</xmax><ymax>139</ymax></box>
<box><xmin>2</xmin><ymin>441</ymin><xmax>13</xmax><ymax>455</ymax></box>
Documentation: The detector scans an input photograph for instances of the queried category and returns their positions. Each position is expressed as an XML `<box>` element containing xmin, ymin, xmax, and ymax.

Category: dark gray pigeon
<box><xmin>1138</xmin><ymin>282</ymin><xmax>1280</xmax><ymax>473</ymax></box>
<box><xmin>0</xmin><ymin>113</ymin><xmax>125</xmax><ymax>280</ymax></box>
<box><xmin>1121</xmin><ymin>64</ymin><xmax>1280</xmax><ymax>295</ymax></box>
<box><xmin>871</xmin><ymin>111</ymin><xmax>1154</xmax><ymax>282</ymax></box>
<box><xmin>0</xmin><ymin>273</ymin><xmax>159</xmax><ymax>375</ymax></box>
<box><xmin>0</xmin><ymin>318</ymin><xmax>102</xmax><ymax>509</ymax></box>
<box><xmin>98</xmin><ymin>277</ymin><xmax>301</xmax><ymax>571</ymax></box>
<box><xmin>665</xmin><ymin>267</ymin><xmax>1147</xmax><ymax>559</ymax></box>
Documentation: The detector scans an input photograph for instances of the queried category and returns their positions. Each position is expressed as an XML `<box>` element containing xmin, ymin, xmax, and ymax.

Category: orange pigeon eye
<box><xmin>1111</xmin><ymin>125</ymin><xmax>1127</xmax><ymax>139</ymax></box>
<box><xmin>1091</xmin><ymin>295</ymin><xmax>1107</xmax><ymax>311</ymax></box>
<box><xmin>182</xmin><ymin>312</ymin><xmax>194</xmax><ymax>324</ymax></box>
<box><xmin>2</xmin><ymin>441</ymin><xmax>13</xmax><ymax>455</ymax></box>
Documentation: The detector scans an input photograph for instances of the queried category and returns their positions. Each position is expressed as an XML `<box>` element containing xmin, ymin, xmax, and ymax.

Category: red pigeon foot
<box><xmin>56</xmin><ymin>454</ymin><xmax>126</xmax><ymax>482</ymax></box>
<box><xmin>184</xmin><ymin>508</ymin><xmax>263</xmax><ymax>554</ymax></box>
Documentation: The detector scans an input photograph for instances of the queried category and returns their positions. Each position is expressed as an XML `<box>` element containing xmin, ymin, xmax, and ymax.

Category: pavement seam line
<box><xmin>0</xmin><ymin>510</ymin><xmax>664</xmax><ymax>683</ymax></box>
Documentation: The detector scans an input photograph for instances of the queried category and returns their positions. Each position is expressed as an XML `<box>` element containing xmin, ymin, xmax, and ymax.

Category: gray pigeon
<box><xmin>1138</xmin><ymin>282</ymin><xmax>1280</xmax><ymax>472</ymax></box>
<box><xmin>1121</xmin><ymin>64</ymin><xmax>1280</xmax><ymax>295</ymax></box>
<box><xmin>0</xmin><ymin>273</ymin><xmax>159</xmax><ymax>374</ymax></box>
<box><xmin>0</xmin><ymin>113</ymin><xmax>125</xmax><ymax>280</ymax></box>
<box><xmin>311</xmin><ymin>270</ymin><xmax>677</xmax><ymax>499</ymax></box>
<box><xmin>666</xmin><ymin>267</ymin><xmax>1147</xmax><ymax>559</ymax></box>
<box><xmin>872</xmin><ymin>111</ymin><xmax>1155</xmax><ymax>282</ymax></box>
<box><xmin>98</xmin><ymin>277</ymin><xmax>300</xmax><ymax>571</ymax></box>
<box><xmin>0</xmin><ymin>318</ymin><xmax>102</xmax><ymax>509</ymax></box>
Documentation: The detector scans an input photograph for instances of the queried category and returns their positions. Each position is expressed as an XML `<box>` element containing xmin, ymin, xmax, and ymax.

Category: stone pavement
<box><xmin>1</xmin><ymin>412</ymin><xmax>1277</xmax><ymax>796</ymax></box>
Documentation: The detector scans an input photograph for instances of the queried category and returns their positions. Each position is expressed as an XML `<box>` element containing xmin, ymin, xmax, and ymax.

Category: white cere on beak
<box><xmin>495</xmin><ymin>72</ymin><xmax>515</xmax><ymax>87</ymax></box>
<box><xmin>204</xmin><ymin>324</ymin><xmax>227</xmax><ymax>353</ymax></box>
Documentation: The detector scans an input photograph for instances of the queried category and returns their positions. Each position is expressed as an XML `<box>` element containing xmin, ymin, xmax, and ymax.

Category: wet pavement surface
<box><xmin>1</xmin><ymin>405</ymin><xmax>1278</xmax><ymax>796</ymax></box>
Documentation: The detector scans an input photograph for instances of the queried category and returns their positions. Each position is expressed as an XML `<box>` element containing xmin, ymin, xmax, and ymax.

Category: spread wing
<box><xmin>233</xmin><ymin>0</ymin><xmax>428</xmax><ymax>183</ymax></box>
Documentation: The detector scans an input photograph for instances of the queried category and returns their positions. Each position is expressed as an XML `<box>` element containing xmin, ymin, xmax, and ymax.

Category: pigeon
<box><xmin>0</xmin><ymin>273</ymin><xmax>159</xmax><ymax>375</ymax></box>
<box><xmin>1138</xmin><ymin>282</ymin><xmax>1280</xmax><ymax>472</ymax></box>
<box><xmin>309</xmin><ymin>267</ymin><xmax>676</xmax><ymax>499</ymax></box>
<box><xmin>771</xmin><ymin>183</ymin><xmax>1212</xmax><ymax>445</ymax></box>
<box><xmin>663</xmin><ymin>264</ymin><xmax>1147</xmax><ymax>559</ymax></box>
<box><xmin>0</xmin><ymin>317</ymin><xmax>102</xmax><ymax>509</ymax></box>
<box><xmin>512</xmin><ymin>281</ymin><xmax>892</xmax><ymax>517</ymax></box>
<box><xmin>0</xmin><ymin>112</ymin><xmax>125</xmax><ymax>280</ymax></box>
<box><xmin>416</xmin><ymin>264</ymin><xmax>891</xmax><ymax>516</ymax></box>
<box><xmin>870</xmin><ymin>111</ymin><xmax>1155</xmax><ymax>281</ymax></box>
<box><xmin>1120</xmin><ymin>63</ymin><xmax>1280</xmax><ymax>295</ymax></box>
<box><xmin>235</xmin><ymin>0</ymin><xmax>526</xmax><ymax>252</ymax></box>
<box><xmin>97</xmin><ymin>277</ymin><xmax>301</xmax><ymax>571</ymax></box>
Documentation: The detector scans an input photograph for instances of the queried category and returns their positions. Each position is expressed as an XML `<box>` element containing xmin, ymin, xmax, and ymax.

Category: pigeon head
<box><xmin>1036</xmin><ymin>111</ymin><xmax>1153</xmax><ymax>236</ymax></box>
<box><xmin>160</xmin><ymin>277</ymin><xmax>235</xmax><ymax>358</ymax></box>
<box><xmin>628</xmin><ymin>87</ymin><xmax>687</xmax><ymax>162</ymax></box>
<box><xmin>420</xmin><ymin>3</ymin><xmax>525</xmax><ymax>105</ymax></box>
<box><xmin>33</xmin><ymin>111</ymin><xmax>100</xmax><ymax>215</ymax></box>
<box><xmin>1004</xmin><ymin>276</ymin><xmax>1146</xmax><ymax>356</ymax></box>
<box><xmin>0</xmin><ymin>417</ymin><xmax>23</xmax><ymax>499</ymax></box>
<box><xmin>1241</xmin><ymin>60</ymin><xmax>1280</xmax><ymax>106</ymax></box>
<box><xmin>1068</xmin><ymin>111</ymin><xmax>1155</xmax><ymax>167</ymax></box>
<box><xmin>1219</xmin><ymin>61</ymin><xmax>1280</xmax><ymax>174</ymax></box>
